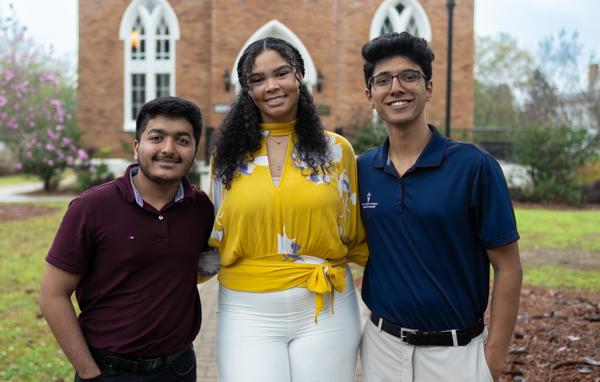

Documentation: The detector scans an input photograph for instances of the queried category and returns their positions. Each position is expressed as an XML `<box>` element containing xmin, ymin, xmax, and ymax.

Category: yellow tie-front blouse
<box><xmin>209</xmin><ymin>120</ymin><xmax>368</xmax><ymax>320</ymax></box>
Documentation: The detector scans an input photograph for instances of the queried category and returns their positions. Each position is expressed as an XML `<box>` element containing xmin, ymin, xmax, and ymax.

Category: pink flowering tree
<box><xmin>0</xmin><ymin>5</ymin><xmax>88</xmax><ymax>190</ymax></box>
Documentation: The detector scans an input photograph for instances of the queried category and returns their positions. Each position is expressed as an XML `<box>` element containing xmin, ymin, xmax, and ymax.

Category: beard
<box><xmin>137</xmin><ymin>155</ymin><xmax>194</xmax><ymax>185</ymax></box>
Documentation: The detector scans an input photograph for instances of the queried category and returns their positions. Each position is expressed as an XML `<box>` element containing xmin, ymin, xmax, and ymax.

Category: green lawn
<box><xmin>516</xmin><ymin>208</ymin><xmax>600</xmax><ymax>252</ymax></box>
<box><xmin>1</xmin><ymin>203</ymin><xmax>599</xmax><ymax>381</ymax></box>
<box><xmin>0</xmin><ymin>174</ymin><xmax>37</xmax><ymax>186</ymax></box>
<box><xmin>0</xmin><ymin>203</ymin><xmax>72</xmax><ymax>382</ymax></box>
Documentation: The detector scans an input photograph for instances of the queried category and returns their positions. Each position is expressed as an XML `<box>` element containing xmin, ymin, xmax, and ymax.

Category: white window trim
<box><xmin>369</xmin><ymin>0</ymin><xmax>432</xmax><ymax>41</ymax></box>
<box><xmin>119</xmin><ymin>0</ymin><xmax>180</xmax><ymax>132</ymax></box>
<box><xmin>231</xmin><ymin>20</ymin><xmax>318</xmax><ymax>93</ymax></box>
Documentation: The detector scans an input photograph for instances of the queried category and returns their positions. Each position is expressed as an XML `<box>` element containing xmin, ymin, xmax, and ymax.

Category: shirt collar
<box><xmin>372</xmin><ymin>124</ymin><xmax>447</xmax><ymax>170</ymax></box>
<box><xmin>118</xmin><ymin>164</ymin><xmax>188</xmax><ymax>207</ymax></box>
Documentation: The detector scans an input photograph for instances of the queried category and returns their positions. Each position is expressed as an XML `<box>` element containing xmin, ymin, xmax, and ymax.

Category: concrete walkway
<box><xmin>194</xmin><ymin>277</ymin><xmax>369</xmax><ymax>381</ymax></box>
<box><xmin>0</xmin><ymin>182</ymin><xmax>75</xmax><ymax>203</ymax></box>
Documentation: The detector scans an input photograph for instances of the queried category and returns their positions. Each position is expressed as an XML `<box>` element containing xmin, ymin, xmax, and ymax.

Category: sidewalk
<box><xmin>0</xmin><ymin>182</ymin><xmax>74</xmax><ymax>203</ymax></box>
<box><xmin>194</xmin><ymin>277</ymin><xmax>369</xmax><ymax>381</ymax></box>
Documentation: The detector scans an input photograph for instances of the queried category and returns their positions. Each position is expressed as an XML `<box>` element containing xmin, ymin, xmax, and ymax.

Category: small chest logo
<box><xmin>362</xmin><ymin>192</ymin><xmax>379</xmax><ymax>209</ymax></box>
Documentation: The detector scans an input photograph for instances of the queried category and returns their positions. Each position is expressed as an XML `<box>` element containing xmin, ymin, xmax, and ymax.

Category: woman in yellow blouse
<box><xmin>210</xmin><ymin>37</ymin><xmax>367</xmax><ymax>382</ymax></box>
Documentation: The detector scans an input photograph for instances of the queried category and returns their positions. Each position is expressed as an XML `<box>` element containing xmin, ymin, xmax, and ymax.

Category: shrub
<box><xmin>350</xmin><ymin>117</ymin><xmax>388</xmax><ymax>155</ymax></box>
<box><xmin>513</xmin><ymin>123</ymin><xmax>598</xmax><ymax>204</ymax></box>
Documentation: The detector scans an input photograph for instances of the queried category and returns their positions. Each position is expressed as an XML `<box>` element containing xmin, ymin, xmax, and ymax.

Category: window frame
<box><xmin>119</xmin><ymin>0</ymin><xmax>180</xmax><ymax>132</ymax></box>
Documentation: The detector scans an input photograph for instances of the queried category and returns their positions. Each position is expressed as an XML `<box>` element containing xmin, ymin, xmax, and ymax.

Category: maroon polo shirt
<box><xmin>46</xmin><ymin>165</ymin><xmax>214</xmax><ymax>357</ymax></box>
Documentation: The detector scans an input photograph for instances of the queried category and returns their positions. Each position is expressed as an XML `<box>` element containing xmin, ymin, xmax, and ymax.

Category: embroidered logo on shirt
<box><xmin>361</xmin><ymin>192</ymin><xmax>379</xmax><ymax>209</ymax></box>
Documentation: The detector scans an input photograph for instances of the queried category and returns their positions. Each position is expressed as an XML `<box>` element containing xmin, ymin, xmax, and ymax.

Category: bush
<box><xmin>513</xmin><ymin>123</ymin><xmax>598</xmax><ymax>204</ymax></box>
<box><xmin>75</xmin><ymin>147</ymin><xmax>115</xmax><ymax>192</ymax></box>
<box><xmin>350</xmin><ymin>117</ymin><xmax>388</xmax><ymax>155</ymax></box>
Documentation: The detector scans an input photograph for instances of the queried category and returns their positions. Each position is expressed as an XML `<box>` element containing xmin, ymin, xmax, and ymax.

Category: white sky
<box><xmin>1</xmin><ymin>0</ymin><xmax>598</xmax><ymax>72</ymax></box>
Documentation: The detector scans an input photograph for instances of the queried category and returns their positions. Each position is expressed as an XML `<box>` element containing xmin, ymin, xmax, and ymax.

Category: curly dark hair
<box><xmin>212</xmin><ymin>37</ymin><xmax>329</xmax><ymax>189</ymax></box>
<box><xmin>362</xmin><ymin>31</ymin><xmax>435</xmax><ymax>88</ymax></box>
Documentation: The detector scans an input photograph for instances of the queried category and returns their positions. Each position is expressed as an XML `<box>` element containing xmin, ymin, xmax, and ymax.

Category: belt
<box><xmin>370</xmin><ymin>313</ymin><xmax>484</xmax><ymax>347</ymax></box>
<box><xmin>90</xmin><ymin>346</ymin><xmax>191</xmax><ymax>373</ymax></box>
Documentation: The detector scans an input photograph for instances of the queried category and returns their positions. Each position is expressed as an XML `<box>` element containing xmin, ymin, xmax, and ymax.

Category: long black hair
<box><xmin>212</xmin><ymin>37</ymin><xmax>329</xmax><ymax>189</ymax></box>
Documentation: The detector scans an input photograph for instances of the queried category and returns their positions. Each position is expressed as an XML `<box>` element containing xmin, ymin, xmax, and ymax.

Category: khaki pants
<box><xmin>360</xmin><ymin>318</ymin><xmax>494</xmax><ymax>382</ymax></box>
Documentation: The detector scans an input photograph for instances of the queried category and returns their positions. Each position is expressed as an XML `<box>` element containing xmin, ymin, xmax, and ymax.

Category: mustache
<box><xmin>153</xmin><ymin>155</ymin><xmax>182</xmax><ymax>163</ymax></box>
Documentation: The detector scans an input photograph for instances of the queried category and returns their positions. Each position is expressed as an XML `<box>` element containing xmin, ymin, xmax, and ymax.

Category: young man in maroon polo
<box><xmin>40</xmin><ymin>97</ymin><xmax>214</xmax><ymax>381</ymax></box>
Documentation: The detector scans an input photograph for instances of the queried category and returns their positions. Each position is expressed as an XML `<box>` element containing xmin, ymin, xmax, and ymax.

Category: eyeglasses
<box><xmin>368</xmin><ymin>70</ymin><xmax>427</xmax><ymax>92</ymax></box>
<box><xmin>246</xmin><ymin>65</ymin><xmax>296</xmax><ymax>89</ymax></box>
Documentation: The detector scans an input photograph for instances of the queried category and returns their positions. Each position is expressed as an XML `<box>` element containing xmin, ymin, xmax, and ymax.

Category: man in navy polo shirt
<box><xmin>357</xmin><ymin>32</ymin><xmax>522</xmax><ymax>382</ymax></box>
<box><xmin>39</xmin><ymin>97</ymin><xmax>214</xmax><ymax>381</ymax></box>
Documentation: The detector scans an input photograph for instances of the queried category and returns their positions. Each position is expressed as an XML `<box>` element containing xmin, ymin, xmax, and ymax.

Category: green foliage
<box><xmin>513</xmin><ymin>123</ymin><xmax>598</xmax><ymax>204</ymax></box>
<box><xmin>349</xmin><ymin>118</ymin><xmax>388</xmax><ymax>155</ymax></box>
<box><xmin>475</xmin><ymin>33</ymin><xmax>534</xmax><ymax>89</ymax></box>
<box><xmin>474</xmin><ymin>81</ymin><xmax>519</xmax><ymax>128</ymax></box>
<box><xmin>75</xmin><ymin>148</ymin><xmax>115</xmax><ymax>192</ymax></box>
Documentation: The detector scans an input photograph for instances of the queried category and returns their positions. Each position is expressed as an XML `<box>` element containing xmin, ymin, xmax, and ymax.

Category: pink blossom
<box><xmin>62</xmin><ymin>137</ymin><xmax>72</xmax><ymax>145</ymax></box>
<box><xmin>0</xmin><ymin>95</ymin><xmax>6</xmax><ymax>107</ymax></box>
<box><xmin>46</xmin><ymin>159</ymin><xmax>54</xmax><ymax>166</ymax></box>
<box><xmin>66</xmin><ymin>156</ymin><xmax>73</xmax><ymax>164</ymax></box>
<box><xmin>13</xmin><ymin>162</ymin><xmax>23</xmax><ymax>171</ymax></box>
<box><xmin>4</xmin><ymin>69</ymin><xmax>14</xmax><ymax>81</ymax></box>
<box><xmin>45</xmin><ymin>143</ymin><xmax>55</xmax><ymax>151</ymax></box>
<box><xmin>77</xmin><ymin>149</ymin><xmax>89</xmax><ymax>161</ymax></box>
<box><xmin>47</xmin><ymin>128</ymin><xmax>60</xmax><ymax>141</ymax></box>
<box><xmin>57</xmin><ymin>151</ymin><xmax>65</xmax><ymax>160</ymax></box>
<box><xmin>25</xmin><ymin>151</ymin><xmax>32</xmax><ymax>158</ymax></box>
<box><xmin>7</xmin><ymin>118</ymin><xmax>18</xmax><ymax>129</ymax></box>
<box><xmin>56</xmin><ymin>124</ymin><xmax>64</xmax><ymax>131</ymax></box>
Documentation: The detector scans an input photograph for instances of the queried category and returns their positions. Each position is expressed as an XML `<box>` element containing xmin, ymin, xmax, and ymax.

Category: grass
<box><xmin>523</xmin><ymin>265</ymin><xmax>600</xmax><ymax>290</ymax></box>
<box><xmin>0</xmin><ymin>174</ymin><xmax>37</xmax><ymax>186</ymax></box>
<box><xmin>1</xmin><ymin>203</ymin><xmax>599</xmax><ymax>381</ymax></box>
<box><xmin>0</xmin><ymin>202</ymin><xmax>72</xmax><ymax>382</ymax></box>
<box><xmin>516</xmin><ymin>208</ymin><xmax>600</xmax><ymax>252</ymax></box>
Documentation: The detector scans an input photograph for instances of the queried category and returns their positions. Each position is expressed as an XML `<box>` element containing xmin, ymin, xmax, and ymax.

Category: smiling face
<box><xmin>133</xmin><ymin>116</ymin><xmax>197</xmax><ymax>185</ymax></box>
<box><xmin>248</xmin><ymin>49</ymin><xmax>301</xmax><ymax>124</ymax></box>
<box><xmin>366</xmin><ymin>55</ymin><xmax>432</xmax><ymax>130</ymax></box>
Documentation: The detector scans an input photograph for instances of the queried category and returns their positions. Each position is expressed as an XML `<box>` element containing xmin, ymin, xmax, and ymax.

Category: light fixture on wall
<box><xmin>316</xmin><ymin>71</ymin><xmax>324</xmax><ymax>93</ymax></box>
<box><xmin>223</xmin><ymin>69</ymin><xmax>231</xmax><ymax>92</ymax></box>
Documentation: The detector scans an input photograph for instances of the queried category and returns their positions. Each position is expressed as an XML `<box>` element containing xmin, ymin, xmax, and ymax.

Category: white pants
<box><xmin>217</xmin><ymin>264</ymin><xmax>361</xmax><ymax>382</ymax></box>
<box><xmin>361</xmin><ymin>318</ymin><xmax>494</xmax><ymax>382</ymax></box>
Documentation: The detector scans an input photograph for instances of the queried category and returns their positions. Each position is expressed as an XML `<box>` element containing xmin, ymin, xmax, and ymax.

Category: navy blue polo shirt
<box><xmin>358</xmin><ymin>125</ymin><xmax>519</xmax><ymax>331</ymax></box>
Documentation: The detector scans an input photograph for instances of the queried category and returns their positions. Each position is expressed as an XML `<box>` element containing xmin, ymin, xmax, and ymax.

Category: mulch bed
<box><xmin>0</xmin><ymin>204</ymin><xmax>61</xmax><ymax>222</ymax></box>
<box><xmin>503</xmin><ymin>286</ymin><xmax>600</xmax><ymax>381</ymax></box>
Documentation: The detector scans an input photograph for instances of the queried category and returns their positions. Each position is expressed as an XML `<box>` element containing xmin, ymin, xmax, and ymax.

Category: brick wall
<box><xmin>78</xmin><ymin>0</ymin><xmax>474</xmax><ymax>159</ymax></box>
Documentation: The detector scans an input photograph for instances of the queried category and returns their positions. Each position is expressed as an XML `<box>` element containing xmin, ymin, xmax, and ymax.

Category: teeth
<box><xmin>390</xmin><ymin>100</ymin><xmax>409</xmax><ymax>106</ymax></box>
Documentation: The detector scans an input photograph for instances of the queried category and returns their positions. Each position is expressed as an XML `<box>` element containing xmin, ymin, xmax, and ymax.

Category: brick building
<box><xmin>78</xmin><ymin>0</ymin><xmax>474</xmax><ymax>161</ymax></box>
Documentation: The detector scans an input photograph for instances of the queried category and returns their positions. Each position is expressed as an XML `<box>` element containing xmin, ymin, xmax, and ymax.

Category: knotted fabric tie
<box><xmin>306</xmin><ymin>262</ymin><xmax>346</xmax><ymax>323</ymax></box>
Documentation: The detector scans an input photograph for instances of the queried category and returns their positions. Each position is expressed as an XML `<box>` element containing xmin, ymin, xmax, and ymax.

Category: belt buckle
<box><xmin>400</xmin><ymin>327</ymin><xmax>416</xmax><ymax>344</ymax></box>
<box><xmin>148</xmin><ymin>358</ymin><xmax>161</xmax><ymax>370</ymax></box>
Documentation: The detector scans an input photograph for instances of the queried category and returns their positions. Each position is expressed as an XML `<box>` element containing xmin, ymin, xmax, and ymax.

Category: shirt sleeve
<box><xmin>46</xmin><ymin>197</ymin><xmax>94</xmax><ymax>276</ymax></box>
<box><xmin>470</xmin><ymin>154</ymin><xmax>520</xmax><ymax>249</ymax></box>
<box><xmin>336</xmin><ymin>135</ymin><xmax>369</xmax><ymax>266</ymax></box>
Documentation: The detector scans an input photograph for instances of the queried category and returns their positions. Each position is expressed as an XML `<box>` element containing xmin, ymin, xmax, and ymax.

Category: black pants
<box><xmin>74</xmin><ymin>347</ymin><xmax>196</xmax><ymax>382</ymax></box>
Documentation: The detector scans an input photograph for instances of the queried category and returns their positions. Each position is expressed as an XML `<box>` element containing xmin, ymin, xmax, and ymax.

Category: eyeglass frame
<box><xmin>245</xmin><ymin>64</ymin><xmax>299</xmax><ymax>90</ymax></box>
<box><xmin>367</xmin><ymin>69</ymin><xmax>429</xmax><ymax>92</ymax></box>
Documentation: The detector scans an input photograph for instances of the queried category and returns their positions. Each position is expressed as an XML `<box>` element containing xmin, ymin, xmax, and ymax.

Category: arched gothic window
<box><xmin>119</xmin><ymin>0</ymin><xmax>180</xmax><ymax>131</ymax></box>
<box><xmin>370</xmin><ymin>0</ymin><xmax>432</xmax><ymax>41</ymax></box>
<box><xmin>230</xmin><ymin>20</ymin><xmax>318</xmax><ymax>93</ymax></box>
